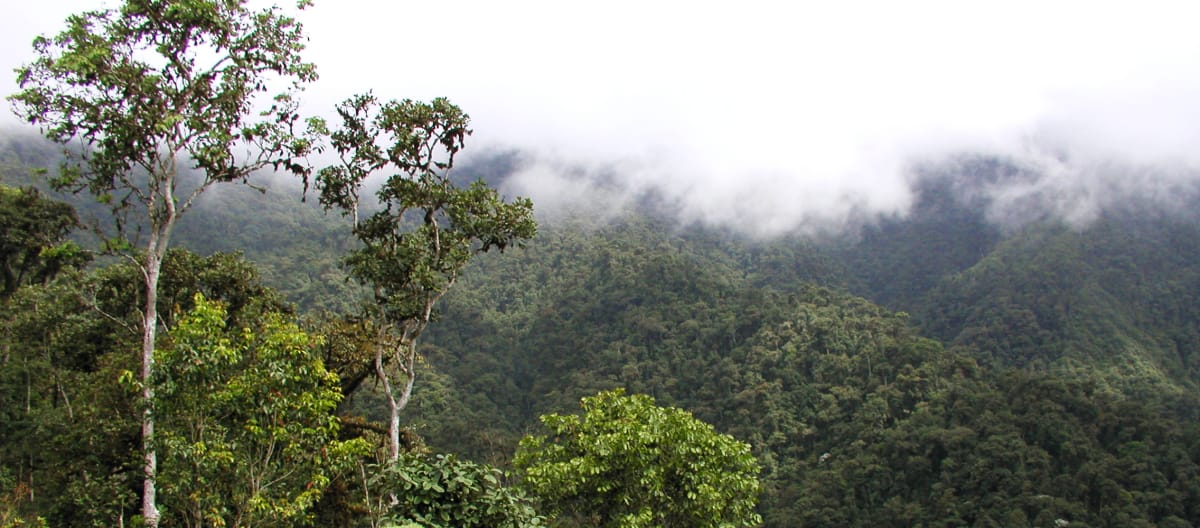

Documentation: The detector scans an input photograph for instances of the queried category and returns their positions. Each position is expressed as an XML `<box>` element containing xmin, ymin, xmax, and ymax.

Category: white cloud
<box><xmin>6</xmin><ymin>0</ymin><xmax>1200</xmax><ymax>235</ymax></box>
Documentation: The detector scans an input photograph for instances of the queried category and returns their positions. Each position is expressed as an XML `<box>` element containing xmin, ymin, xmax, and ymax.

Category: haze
<box><xmin>5</xmin><ymin>1</ymin><xmax>1200</xmax><ymax>235</ymax></box>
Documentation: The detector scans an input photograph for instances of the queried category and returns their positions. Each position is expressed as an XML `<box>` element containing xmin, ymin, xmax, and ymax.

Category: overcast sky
<box><xmin>5</xmin><ymin>1</ymin><xmax>1200</xmax><ymax>235</ymax></box>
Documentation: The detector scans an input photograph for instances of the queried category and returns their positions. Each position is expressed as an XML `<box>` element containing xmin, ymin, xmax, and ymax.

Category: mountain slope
<box><xmin>4</xmin><ymin>132</ymin><xmax>1200</xmax><ymax>525</ymax></box>
<box><xmin>918</xmin><ymin>215</ymin><xmax>1200</xmax><ymax>399</ymax></box>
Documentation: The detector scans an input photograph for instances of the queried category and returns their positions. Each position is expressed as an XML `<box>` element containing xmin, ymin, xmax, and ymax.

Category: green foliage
<box><xmin>4</xmin><ymin>128</ymin><xmax>1200</xmax><ymax>527</ymax></box>
<box><xmin>782</xmin><ymin>367</ymin><xmax>1200</xmax><ymax>527</ymax></box>
<box><xmin>77</xmin><ymin>248</ymin><xmax>293</xmax><ymax>334</ymax></box>
<box><xmin>515</xmin><ymin>389</ymin><xmax>762</xmax><ymax>528</ymax></box>
<box><xmin>414</xmin><ymin>216</ymin><xmax>770</xmax><ymax>457</ymax></box>
<box><xmin>0</xmin><ymin>269</ymin><xmax>142</xmax><ymax>526</ymax></box>
<box><xmin>1</xmin><ymin>468</ymin><xmax>49</xmax><ymax>528</ymax></box>
<box><xmin>920</xmin><ymin>217</ymin><xmax>1200</xmax><ymax>395</ymax></box>
<box><xmin>831</xmin><ymin>167</ymin><xmax>1001</xmax><ymax>312</ymax></box>
<box><xmin>174</xmin><ymin>182</ymin><xmax>363</xmax><ymax>313</ymax></box>
<box><xmin>309</xmin><ymin>92</ymin><xmax>537</xmax><ymax>459</ymax></box>
<box><xmin>8</xmin><ymin>0</ymin><xmax>318</xmax><ymax>209</ymax></box>
<box><xmin>312</xmin><ymin>93</ymin><xmax>537</xmax><ymax>323</ymax></box>
<box><xmin>9</xmin><ymin>2</ymin><xmax>322</xmax><ymax>524</ymax></box>
<box><xmin>411</xmin><ymin>210</ymin><xmax>1200</xmax><ymax>527</ymax></box>
<box><xmin>364</xmin><ymin>453</ymin><xmax>543</xmax><ymax>528</ymax></box>
<box><xmin>0</xmin><ymin>249</ymin><xmax>324</xmax><ymax>526</ymax></box>
<box><xmin>156</xmin><ymin>293</ymin><xmax>369</xmax><ymax>527</ymax></box>
<box><xmin>0</xmin><ymin>184</ymin><xmax>88</xmax><ymax>298</ymax></box>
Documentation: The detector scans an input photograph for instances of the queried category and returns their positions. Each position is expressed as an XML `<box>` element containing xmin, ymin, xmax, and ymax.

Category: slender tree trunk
<box><xmin>392</xmin><ymin>346</ymin><xmax>416</xmax><ymax>458</ymax></box>
<box><xmin>141</xmin><ymin>163</ymin><xmax>177</xmax><ymax>528</ymax></box>
<box><xmin>375</xmin><ymin>349</ymin><xmax>401</xmax><ymax>461</ymax></box>
<box><xmin>387</xmin><ymin>389</ymin><xmax>400</xmax><ymax>462</ymax></box>
<box><xmin>141</xmin><ymin>244</ymin><xmax>163</xmax><ymax>528</ymax></box>
<box><xmin>376</xmin><ymin>340</ymin><xmax>417</xmax><ymax>461</ymax></box>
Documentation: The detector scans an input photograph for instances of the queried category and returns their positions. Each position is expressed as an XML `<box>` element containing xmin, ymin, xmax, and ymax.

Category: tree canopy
<box><xmin>0</xmin><ymin>184</ymin><xmax>87</xmax><ymax>298</ymax></box>
<box><xmin>310</xmin><ymin>93</ymin><xmax>537</xmax><ymax>460</ymax></box>
<box><xmin>156</xmin><ymin>294</ymin><xmax>368</xmax><ymax>527</ymax></box>
<box><xmin>4</xmin><ymin>6</ymin><xmax>1200</xmax><ymax>528</ymax></box>
<box><xmin>515</xmin><ymin>389</ymin><xmax>762</xmax><ymax>527</ymax></box>
<box><xmin>8</xmin><ymin>1</ymin><xmax>319</xmax><ymax>524</ymax></box>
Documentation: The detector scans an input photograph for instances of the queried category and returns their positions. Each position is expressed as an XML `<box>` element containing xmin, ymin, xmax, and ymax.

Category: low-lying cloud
<box><xmin>8</xmin><ymin>1</ymin><xmax>1200</xmax><ymax>237</ymax></box>
<box><xmin>323</xmin><ymin>0</ymin><xmax>1198</xmax><ymax>237</ymax></box>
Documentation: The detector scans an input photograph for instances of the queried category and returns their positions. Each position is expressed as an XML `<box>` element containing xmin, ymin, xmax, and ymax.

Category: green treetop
<box><xmin>8</xmin><ymin>2</ymin><xmax>319</xmax><ymax>524</ymax></box>
<box><xmin>309</xmin><ymin>93</ymin><xmax>536</xmax><ymax>460</ymax></box>
<box><xmin>515</xmin><ymin>389</ymin><xmax>763</xmax><ymax>528</ymax></box>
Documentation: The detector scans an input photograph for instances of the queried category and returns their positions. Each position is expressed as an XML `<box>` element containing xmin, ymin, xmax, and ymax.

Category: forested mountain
<box><xmin>400</xmin><ymin>157</ymin><xmax>1200</xmax><ymax>525</ymax></box>
<box><xmin>4</xmin><ymin>131</ymin><xmax>1200</xmax><ymax>526</ymax></box>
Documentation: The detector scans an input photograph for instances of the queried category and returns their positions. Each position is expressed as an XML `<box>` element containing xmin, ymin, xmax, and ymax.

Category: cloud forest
<box><xmin>3</xmin><ymin>2</ymin><xmax>1200</xmax><ymax>527</ymax></box>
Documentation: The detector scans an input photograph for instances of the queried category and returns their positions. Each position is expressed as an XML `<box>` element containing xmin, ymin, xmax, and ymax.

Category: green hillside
<box><xmin>4</xmin><ymin>132</ymin><xmax>1200</xmax><ymax>526</ymax></box>
<box><xmin>404</xmin><ymin>209</ymin><xmax>1200</xmax><ymax>527</ymax></box>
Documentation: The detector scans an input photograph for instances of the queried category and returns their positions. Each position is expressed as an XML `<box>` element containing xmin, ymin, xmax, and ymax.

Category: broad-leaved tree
<box><xmin>515</xmin><ymin>389</ymin><xmax>762</xmax><ymax>527</ymax></box>
<box><xmin>156</xmin><ymin>294</ymin><xmax>367</xmax><ymax>527</ymax></box>
<box><xmin>8</xmin><ymin>1</ymin><xmax>318</xmax><ymax>524</ymax></box>
<box><xmin>310</xmin><ymin>93</ymin><xmax>536</xmax><ymax>459</ymax></box>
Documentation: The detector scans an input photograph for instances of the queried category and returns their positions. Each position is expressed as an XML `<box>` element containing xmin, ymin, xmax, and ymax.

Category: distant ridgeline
<box><xmin>3</xmin><ymin>130</ymin><xmax>1199</xmax><ymax>526</ymax></box>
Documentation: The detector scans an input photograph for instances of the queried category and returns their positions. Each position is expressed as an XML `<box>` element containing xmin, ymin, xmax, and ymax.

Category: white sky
<box><xmin>5</xmin><ymin>1</ymin><xmax>1200</xmax><ymax>234</ymax></box>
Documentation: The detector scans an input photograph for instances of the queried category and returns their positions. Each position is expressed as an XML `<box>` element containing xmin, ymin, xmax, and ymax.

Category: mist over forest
<box><xmin>7</xmin><ymin>124</ymin><xmax>1200</xmax><ymax>525</ymax></box>
<box><xmin>4</xmin><ymin>1</ymin><xmax>1200</xmax><ymax>527</ymax></box>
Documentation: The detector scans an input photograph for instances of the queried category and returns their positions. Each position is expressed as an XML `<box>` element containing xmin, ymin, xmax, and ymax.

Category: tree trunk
<box><xmin>387</xmin><ymin>393</ymin><xmax>400</xmax><ymax>462</ymax></box>
<box><xmin>141</xmin><ymin>165</ymin><xmax>176</xmax><ymax>528</ymax></box>
<box><xmin>391</xmin><ymin>356</ymin><xmax>416</xmax><ymax>460</ymax></box>
<box><xmin>141</xmin><ymin>245</ymin><xmax>163</xmax><ymax>528</ymax></box>
<box><xmin>376</xmin><ymin>341</ymin><xmax>417</xmax><ymax>461</ymax></box>
<box><xmin>374</xmin><ymin>345</ymin><xmax>398</xmax><ymax>461</ymax></box>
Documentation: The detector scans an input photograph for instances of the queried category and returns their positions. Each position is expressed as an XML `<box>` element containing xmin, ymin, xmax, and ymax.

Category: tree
<box><xmin>0</xmin><ymin>248</ymin><xmax>328</xmax><ymax>526</ymax></box>
<box><xmin>0</xmin><ymin>185</ymin><xmax>88</xmax><ymax>299</ymax></box>
<box><xmin>8</xmin><ymin>1</ymin><xmax>318</xmax><ymax>525</ymax></box>
<box><xmin>0</xmin><ymin>270</ymin><xmax>142</xmax><ymax>527</ymax></box>
<box><xmin>155</xmin><ymin>294</ymin><xmax>367</xmax><ymax>527</ymax></box>
<box><xmin>310</xmin><ymin>93</ymin><xmax>536</xmax><ymax>460</ymax></box>
<box><xmin>514</xmin><ymin>389</ymin><xmax>763</xmax><ymax>528</ymax></box>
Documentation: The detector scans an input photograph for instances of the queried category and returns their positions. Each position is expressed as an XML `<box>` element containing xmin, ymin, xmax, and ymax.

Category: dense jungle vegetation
<box><xmin>2</xmin><ymin>2</ymin><xmax>1199</xmax><ymax>526</ymax></box>
<box><xmin>5</xmin><ymin>127</ymin><xmax>1200</xmax><ymax>526</ymax></box>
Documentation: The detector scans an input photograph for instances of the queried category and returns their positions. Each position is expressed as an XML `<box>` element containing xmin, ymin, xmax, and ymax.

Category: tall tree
<box><xmin>7</xmin><ymin>1</ymin><xmax>318</xmax><ymax>525</ymax></box>
<box><xmin>310</xmin><ymin>94</ymin><xmax>537</xmax><ymax>460</ymax></box>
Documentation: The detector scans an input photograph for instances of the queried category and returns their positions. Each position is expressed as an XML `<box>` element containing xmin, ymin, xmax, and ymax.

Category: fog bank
<box><xmin>6</xmin><ymin>1</ymin><xmax>1200</xmax><ymax>236</ymax></box>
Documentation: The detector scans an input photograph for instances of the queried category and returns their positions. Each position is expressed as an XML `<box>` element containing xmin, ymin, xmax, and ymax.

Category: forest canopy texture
<box><xmin>3</xmin><ymin>2</ymin><xmax>1200</xmax><ymax>527</ymax></box>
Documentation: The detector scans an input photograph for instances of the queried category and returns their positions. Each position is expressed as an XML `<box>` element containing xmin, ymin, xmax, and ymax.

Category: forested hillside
<box><xmin>5</xmin><ymin>129</ymin><xmax>1200</xmax><ymax>527</ymax></box>
<box><xmin>401</xmin><ymin>159</ymin><xmax>1200</xmax><ymax>525</ymax></box>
